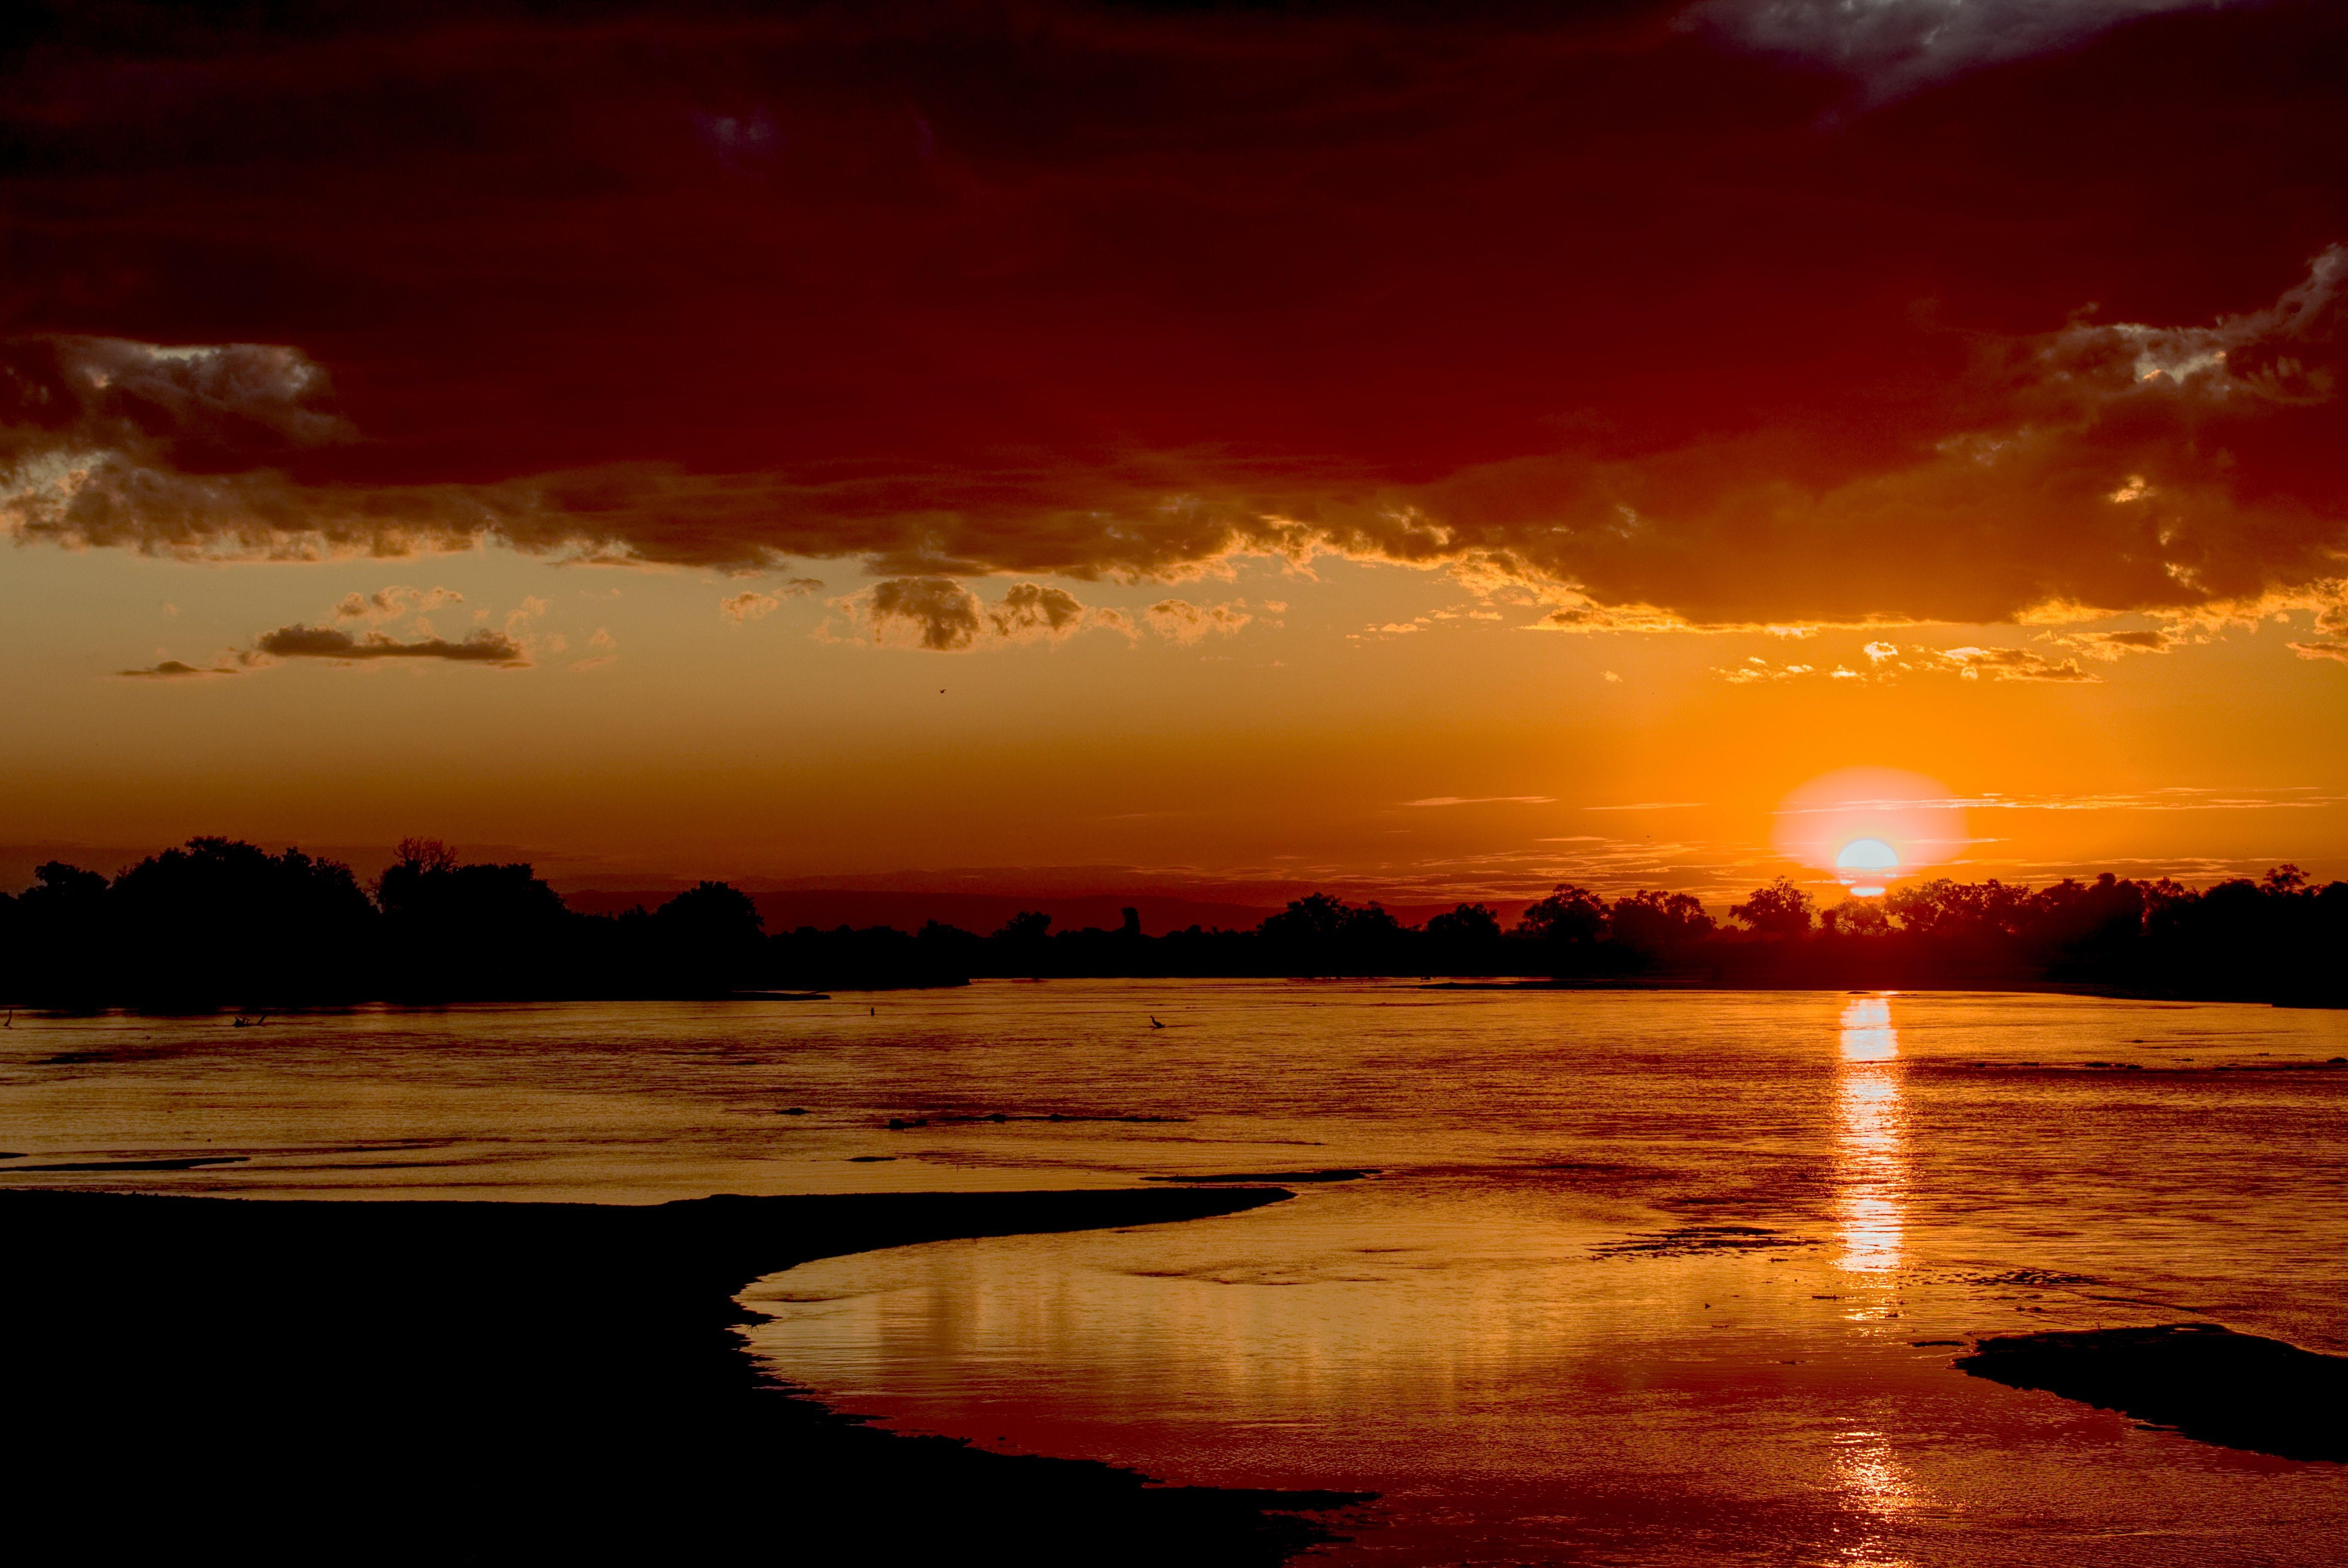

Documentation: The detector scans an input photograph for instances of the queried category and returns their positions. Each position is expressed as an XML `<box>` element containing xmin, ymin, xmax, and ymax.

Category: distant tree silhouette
<box><xmin>1422</xmin><ymin>903</ymin><xmax>1506</xmax><ymax>976</ymax></box>
<box><xmin>6</xmin><ymin>862</ymin><xmax>112</xmax><ymax>1004</ymax></box>
<box><xmin>1426</xmin><ymin>903</ymin><xmax>1500</xmax><ymax>944</ymax></box>
<box><xmin>1608</xmin><ymin>890</ymin><xmax>1715</xmax><ymax>957</ymax></box>
<box><xmin>1731</xmin><ymin>878</ymin><xmax>1815</xmax><ymax>938</ymax></box>
<box><xmin>1883</xmin><ymin>877</ymin><xmax>2034</xmax><ymax>941</ymax></box>
<box><xmin>377</xmin><ymin>843</ymin><xmax>574</xmax><ymax>1000</ymax></box>
<box><xmin>26</xmin><ymin>862</ymin><xmax>109</xmax><ymax>910</ymax></box>
<box><xmin>387</xmin><ymin>837</ymin><xmax>458</xmax><ymax>882</ymax></box>
<box><xmin>653</xmin><ymin>882</ymin><xmax>766</xmax><ymax>994</ymax></box>
<box><xmin>1259</xmin><ymin>893</ymin><xmax>1349</xmax><ymax>946</ymax></box>
<box><xmin>1819</xmin><ymin>899</ymin><xmax>1890</xmax><ymax>938</ymax></box>
<box><xmin>1515</xmin><ymin>885</ymin><xmax>1614</xmax><ymax>976</ymax></box>
<box><xmin>1517</xmin><ymin>885</ymin><xmax>1607</xmax><ymax>945</ymax></box>
<box><xmin>992</xmin><ymin>910</ymin><xmax>1053</xmax><ymax>978</ymax></box>
<box><xmin>109</xmin><ymin>838</ymin><xmax>375</xmax><ymax>1006</ymax></box>
<box><xmin>1259</xmin><ymin>894</ymin><xmax>1405</xmax><ymax>976</ymax></box>
<box><xmin>995</xmin><ymin>910</ymin><xmax>1051</xmax><ymax>942</ymax></box>
<box><xmin>2</xmin><ymin>843</ymin><xmax>2340</xmax><ymax>1006</ymax></box>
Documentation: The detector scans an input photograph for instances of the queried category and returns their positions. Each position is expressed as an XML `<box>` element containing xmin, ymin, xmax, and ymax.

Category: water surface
<box><xmin>6</xmin><ymin>983</ymin><xmax>2344</xmax><ymax>1562</ymax></box>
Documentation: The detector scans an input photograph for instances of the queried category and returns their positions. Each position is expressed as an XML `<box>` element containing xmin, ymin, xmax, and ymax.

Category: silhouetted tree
<box><xmin>652</xmin><ymin>881</ymin><xmax>765</xmax><ymax>993</ymax></box>
<box><xmin>1731</xmin><ymin>878</ymin><xmax>1814</xmax><ymax>938</ymax></box>
<box><xmin>1259</xmin><ymin>894</ymin><xmax>1406</xmax><ymax>975</ymax></box>
<box><xmin>1515</xmin><ymin>884</ymin><xmax>1612</xmax><ymax>975</ymax></box>
<box><xmin>1884</xmin><ymin>878</ymin><xmax>2033</xmax><ymax>940</ymax></box>
<box><xmin>1517</xmin><ymin>885</ymin><xmax>1607</xmax><ymax>944</ymax></box>
<box><xmin>8</xmin><ymin>862</ymin><xmax>112</xmax><ymax>1004</ymax></box>
<box><xmin>1426</xmin><ymin>903</ymin><xmax>1500</xmax><ymax>944</ymax></box>
<box><xmin>378</xmin><ymin>845</ymin><xmax>574</xmax><ymax>999</ymax></box>
<box><xmin>992</xmin><ymin>910</ymin><xmax>1053</xmax><ymax>978</ymax></box>
<box><xmin>1820</xmin><ymin>899</ymin><xmax>1890</xmax><ymax>938</ymax></box>
<box><xmin>109</xmin><ymin>838</ymin><xmax>376</xmax><ymax>1006</ymax></box>
<box><xmin>1608</xmin><ymin>890</ymin><xmax>1715</xmax><ymax>958</ymax></box>
<box><xmin>1418</xmin><ymin>903</ymin><xmax>1506</xmax><ymax>976</ymax></box>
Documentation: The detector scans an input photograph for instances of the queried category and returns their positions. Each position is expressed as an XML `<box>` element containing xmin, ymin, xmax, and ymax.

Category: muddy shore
<box><xmin>3</xmin><ymin>1187</ymin><xmax>1369</xmax><ymax>1562</ymax></box>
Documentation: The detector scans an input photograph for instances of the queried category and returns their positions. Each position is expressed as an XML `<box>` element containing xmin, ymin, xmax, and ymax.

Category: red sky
<box><xmin>3</xmin><ymin>0</ymin><xmax>2345</xmax><ymax>905</ymax></box>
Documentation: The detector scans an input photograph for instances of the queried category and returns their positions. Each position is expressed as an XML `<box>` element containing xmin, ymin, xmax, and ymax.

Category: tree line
<box><xmin>0</xmin><ymin>837</ymin><xmax>2339</xmax><ymax>1008</ymax></box>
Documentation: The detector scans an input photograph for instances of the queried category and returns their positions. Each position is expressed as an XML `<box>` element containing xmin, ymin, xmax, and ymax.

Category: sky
<box><xmin>3</xmin><ymin>0</ymin><xmax>2345</xmax><ymax>908</ymax></box>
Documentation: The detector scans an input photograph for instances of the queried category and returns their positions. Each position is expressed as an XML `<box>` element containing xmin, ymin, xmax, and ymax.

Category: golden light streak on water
<box><xmin>1834</xmin><ymin>995</ymin><xmax>1907</xmax><ymax>1275</ymax></box>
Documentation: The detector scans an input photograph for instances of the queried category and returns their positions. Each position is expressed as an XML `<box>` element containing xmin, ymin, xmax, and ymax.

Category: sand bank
<box><xmin>1958</xmin><ymin>1323</ymin><xmax>2348</xmax><ymax>1462</ymax></box>
<box><xmin>3</xmin><ymin>1187</ymin><xmax>1370</xmax><ymax>1562</ymax></box>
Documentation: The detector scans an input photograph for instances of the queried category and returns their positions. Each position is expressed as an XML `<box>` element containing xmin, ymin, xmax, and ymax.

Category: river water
<box><xmin>5</xmin><ymin>982</ymin><xmax>2345</xmax><ymax>1562</ymax></box>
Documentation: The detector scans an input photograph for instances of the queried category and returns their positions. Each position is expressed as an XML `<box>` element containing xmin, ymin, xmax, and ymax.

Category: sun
<box><xmin>1771</xmin><ymin>766</ymin><xmax>1968</xmax><ymax>897</ymax></box>
<box><xmin>1835</xmin><ymin>838</ymin><xmax>1900</xmax><ymax>898</ymax></box>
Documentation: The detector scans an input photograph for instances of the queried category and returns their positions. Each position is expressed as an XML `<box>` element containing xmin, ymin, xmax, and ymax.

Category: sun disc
<box><xmin>1771</xmin><ymin>767</ymin><xmax>1967</xmax><ymax>895</ymax></box>
<box><xmin>1836</xmin><ymin>838</ymin><xmax>1899</xmax><ymax>873</ymax></box>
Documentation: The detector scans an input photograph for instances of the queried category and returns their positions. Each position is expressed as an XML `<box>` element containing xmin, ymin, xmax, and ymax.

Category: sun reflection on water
<box><xmin>1829</xmin><ymin>1428</ymin><xmax>1922</xmax><ymax>1566</ymax></box>
<box><xmin>1829</xmin><ymin>997</ymin><xmax>1923</xmax><ymax>1556</ymax></box>
<box><xmin>1834</xmin><ymin>995</ymin><xmax>1907</xmax><ymax>1275</ymax></box>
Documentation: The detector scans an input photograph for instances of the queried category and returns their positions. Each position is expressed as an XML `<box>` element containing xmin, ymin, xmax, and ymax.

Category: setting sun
<box><xmin>1773</xmin><ymin>768</ymin><xmax>1968</xmax><ymax>898</ymax></box>
<box><xmin>1835</xmin><ymin>839</ymin><xmax>1901</xmax><ymax>897</ymax></box>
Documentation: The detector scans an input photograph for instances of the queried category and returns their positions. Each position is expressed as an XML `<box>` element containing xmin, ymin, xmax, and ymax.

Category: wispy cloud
<box><xmin>1933</xmin><ymin>645</ymin><xmax>2099</xmax><ymax>683</ymax></box>
<box><xmin>720</xmin><ymin>578</ymin><xmax>822</xmax><ymax>621</ymax></box>
<box><xmin>1962</xmin><ymin>787</ymin><xmax>2343</xmax><ymax>813</ymax></box>
<box><xmin>115</xmin><ymin>659</ymin><xmax>236</xmax><ymax>679</ymax></box>
<box><xmin>1584</xmin><ymin>801</ymin><xmax>1706</xmax><ymax>812</ymax></box>
<box><xmin>335</xmin><ymin>585</ymin><xmax>463</xmax><ymax>623</ymax></box>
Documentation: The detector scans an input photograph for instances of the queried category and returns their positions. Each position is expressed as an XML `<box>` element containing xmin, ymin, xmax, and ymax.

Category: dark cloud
<box><xmin>252</xmin><ymin>625</ymin><xmax>525</xmax><ymax>664</ymax></box>
<box><xmin>992</xmin><ymin>582</ymin><xmax>1087</xmax><ymax>636</ymax></box>
<box><xmin>4</xmin><ymin>2</ymin><xmax>2346</xmax><ymax>629</ymax></box>
<box><xmin>2047</xmin><ymin>626</ymin><xmax>2178</xmax><ymax>661</ymax></box>
<box><xmin>1</xmin><ymin>336</ymin><xmax>348</xmax><ymax>466</ymax></box>
<box><xmin>831</xmin><ymin>577</ymin><xmax>1130</xmax><ymax>651</ymax></box>
<box><xmin>857</xmin><ymin>578</ymin><xmax>985</xmax><ymax>652</ymax></box>
<box><xmin>116</xmin><ymin>659</ymin><xmax>235</xmax><ymax>678</ymax></box>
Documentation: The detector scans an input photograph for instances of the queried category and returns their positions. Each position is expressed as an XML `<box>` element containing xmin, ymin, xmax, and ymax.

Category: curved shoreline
<box><xmin>3</xmin><ymin>1187</ymin><xmax>1371</xmax><ymax>1564</ymax></box>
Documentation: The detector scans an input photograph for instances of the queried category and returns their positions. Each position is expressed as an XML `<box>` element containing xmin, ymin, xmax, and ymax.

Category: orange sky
<box><xmin>3</xmin><ymin>1</ymin><xmax>2345</xmax><ymax>905</ymax></box>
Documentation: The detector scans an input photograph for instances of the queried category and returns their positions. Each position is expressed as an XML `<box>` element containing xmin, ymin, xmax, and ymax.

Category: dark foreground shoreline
<box><xmin>3</xmin><ymin>1187</ymin><xmax>1371</xmax><ymax>1563</ymax></box>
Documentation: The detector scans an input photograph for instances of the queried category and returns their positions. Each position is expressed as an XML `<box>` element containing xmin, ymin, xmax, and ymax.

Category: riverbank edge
<box><xmin>9</xmin><ymin>976</ymin><xmax>2337</xmax><ymax>1023</ymax></box>
<box><xmin>2</xmin><ymin>1186</ymin><xmax>1373</xmax><ymax>1564</ymax></box>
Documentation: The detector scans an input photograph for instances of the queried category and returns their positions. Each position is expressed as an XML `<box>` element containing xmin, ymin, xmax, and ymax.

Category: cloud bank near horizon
<box><xmin>5</xmin><ymin>0</ymin><xmax>2345</xmax><ymax>638</ymax></box>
